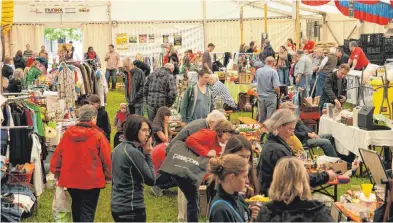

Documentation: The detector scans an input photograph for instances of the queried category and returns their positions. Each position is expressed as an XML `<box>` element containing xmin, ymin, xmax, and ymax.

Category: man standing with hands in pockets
<box><xmin>105</xmin><ymin>44</ymin><xmax>121</xmax><ymax>90</ymax></box>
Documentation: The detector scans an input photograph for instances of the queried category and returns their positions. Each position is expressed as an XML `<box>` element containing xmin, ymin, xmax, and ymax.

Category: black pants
<box><xmin>174</xmin><ymin>176</ymin><xmax>199</xmax><ymax>222</ymax></box>
<box><xmin>68</xmin><ymin>188</ymin><xmax>100</xmax><ymax>222</ymax></box>
<box><xmin>155</xmin><ymin>173</ymin><xmax>177</xmax><ymax>189</ymax></box>
<box><xmin>112</xmin><ymin>209</ymin><xmax>146</xmax><ymax>222</ymax></box>
<box><xmin>113</xmin><ymin>132</ymin><xmax>123</xmax><ymax>148</ymax></box>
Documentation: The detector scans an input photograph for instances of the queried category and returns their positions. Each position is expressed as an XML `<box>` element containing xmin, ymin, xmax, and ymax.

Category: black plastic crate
<box><xmin>361</xmin><ymin>33</ymin><xmax>384</xmax><ymax>46</ymax></box>
<box><xmin>383</xmin><ymin>37</ymin><xmax>393</xmax><ymax>53</ymax></box>
<box><xmin>367</xmin><ymin>46</ymin><xmax>382</xmax><ymax>55</ymax></box>
<box><xmin>368</xmin><ymin>54</ymin><xmax>384</xmax><ymax>61</ymax></box>
<box><xmin>384</xmin><ymin>53</ymin><xmax>393</xmax><ymax>61</ymax></box>
<box><xmin>369</xmin><ymin>60</ymin><xmax>384</xmax><ymax>65</ymax></box>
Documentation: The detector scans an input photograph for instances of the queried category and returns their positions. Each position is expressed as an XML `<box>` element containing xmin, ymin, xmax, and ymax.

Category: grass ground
<box><xmin>24</xmin><ymin>89</ymin><xmax>370</xmax><ymax>222</ymax></box>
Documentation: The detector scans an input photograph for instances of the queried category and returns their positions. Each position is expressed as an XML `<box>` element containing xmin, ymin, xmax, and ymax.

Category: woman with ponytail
<box><xmin>208</xmin><ymin>154</ymin><xmax>260</xmax><ymax>222</ymax></box>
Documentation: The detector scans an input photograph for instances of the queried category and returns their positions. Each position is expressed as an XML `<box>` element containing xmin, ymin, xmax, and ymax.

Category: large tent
<box><xmin>2</xmin><ymin>0</ymin><xmax>389</xmax><ymax>61</ymax></box>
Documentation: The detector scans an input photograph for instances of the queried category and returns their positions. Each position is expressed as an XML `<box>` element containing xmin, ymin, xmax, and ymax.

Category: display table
<box><xmin>333</xmin><ymin>202</ymin><xmax>381</xmax><ymax>222</ymax></box>
<box><xmin>318</xmin><ymin>115</ymin><xmax>393</xmax><ymax>156</ymax></box>
<box><xmin>237</xmin><ymin>117</ymin><xmax>259</xmax><ymax>125</ymax></box>
<box><xmin>224</xmin><ymin>82</ymin><xmax>254</xmax><ymax>102</ymax></box>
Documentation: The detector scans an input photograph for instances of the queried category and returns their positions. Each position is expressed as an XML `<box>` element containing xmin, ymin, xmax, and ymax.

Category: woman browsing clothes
<box><xmin>208</xmin><ymin>154</ymin><xmax>260</xmax><ymax>222</ymax></box>
<box><xmin>111</xmin><ymin>115</ymin><xmax>156</xmax><ymax>222</ymax></box>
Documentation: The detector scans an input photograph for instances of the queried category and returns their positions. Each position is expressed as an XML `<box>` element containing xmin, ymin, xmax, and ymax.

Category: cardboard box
<box><xmin>326</xmin><ymin>161</ymin><xmax>349</xmax><ymax>174</ymax></box>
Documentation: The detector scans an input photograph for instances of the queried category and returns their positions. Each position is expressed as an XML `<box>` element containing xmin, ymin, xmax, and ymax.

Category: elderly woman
<box><xmin>111</xmin><ymin>115</ymin><xmax>155</xmax><ymax>222</ymax></box>
<box><xmin>258</xmin><ymin>157</ymin><xmax>333</xmax><ymax>222</ymax></box>
<box><xmin>258</xmin><ymin>109</ymin><xmax>336</xmax><ymax>195</ymax></box>
<box><xmin>50</xmin><ymin>105</ymin><xmax>112</xmax><ymax>222</ymax></box>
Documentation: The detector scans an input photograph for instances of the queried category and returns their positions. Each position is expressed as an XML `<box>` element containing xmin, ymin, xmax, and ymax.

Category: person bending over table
<box><xmin>258</xmin><ymin>109</ymin><xmax>336</xmax><ymax>196</ymax></box>
<box><xmin>280</xmin><ymin>102</ymin><xmax>338</xmax><ymax>157</ymax></box>
<box><xmin>318</xmin><ymin>64</ymin><xmax>350</xmax><ymax>114</ymax></box>
<box><xmin>257</xmin><ymin>157</ymin><xmax>333</xmax><ymax>222</ymax></box>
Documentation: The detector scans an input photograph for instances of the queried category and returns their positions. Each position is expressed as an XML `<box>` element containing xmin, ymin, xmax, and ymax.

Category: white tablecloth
<box><xmin>318</xmin><ymin>115</ymin><xmax>393</xmax><ymax>156</ymax></box>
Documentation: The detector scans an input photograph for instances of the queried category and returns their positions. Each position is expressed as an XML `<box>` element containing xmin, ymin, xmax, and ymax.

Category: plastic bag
<box><xmin>52</xmin><ymin>185</ymin><xmax>72</xmax><ymax>222</ymax></box>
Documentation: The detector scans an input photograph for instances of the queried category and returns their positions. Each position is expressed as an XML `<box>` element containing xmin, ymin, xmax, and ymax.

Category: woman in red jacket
<box><xmin>50</xmin><ymin>105</ymin><xmax>112</xmax><ymax>222</ymax></box>
<box><xmin>178</xmin><ymin>119</ymin><xmax>234</xmax><ymax>222</ymax></box>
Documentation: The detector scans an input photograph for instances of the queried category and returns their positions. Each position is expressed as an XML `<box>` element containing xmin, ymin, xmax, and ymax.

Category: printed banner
<box><xmin>174</xmin><ymin>34</ymin><xmax>182</xmax><ymax>46</ymax></box>
<box><xmin>129</xmin><ymin>35</ymin><xmax>137</xmax><ymax>44</ymax></box>
<box><xmin>139</xmin><ymin>34</ymin><xmax>147</xmax><ymax>44</ymax></box>
<box><xmin>149</xmin><ymin>34</ymin><xmax>155</xmax><ymax>43</ymax></box>
<box><xmin>116</xmin><ymin>33</ymin><xmax>129</xmax><ymax>50</ymax></box>
<box><xmin>163</xmin><ymin>35</ymin><xmax>169</xmax><ymax>44</ymax></box>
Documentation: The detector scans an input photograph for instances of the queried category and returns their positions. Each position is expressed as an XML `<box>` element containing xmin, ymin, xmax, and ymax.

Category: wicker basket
<box><xmin>8</xmin><ymin>172</ymin><xmax>33</xmax><ymax>184</ymax></box>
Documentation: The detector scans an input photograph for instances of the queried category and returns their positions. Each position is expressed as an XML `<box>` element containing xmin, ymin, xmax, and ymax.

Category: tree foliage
<box><xmin>44</xmin><ymin>28</ymin><xmax>82</xmax><ymax>41</ymax></box>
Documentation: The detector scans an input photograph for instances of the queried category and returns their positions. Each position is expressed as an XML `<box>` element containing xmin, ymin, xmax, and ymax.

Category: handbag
<box><xmin>159</xmin><ymin>140</ymin><xmax>212</xmax><ymax>187</ymax></box>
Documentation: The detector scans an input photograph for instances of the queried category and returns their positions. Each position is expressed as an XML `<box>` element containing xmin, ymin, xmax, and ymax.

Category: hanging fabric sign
<box><xmin>149</xmin><ymin>34</ymin><xmax>155</xmax><ymax>43</ymax></box>
<box><xmin>174</xmin><ymin>34</ymin><xmax>182</xmax><ymax>46</ymax></box>
<box><xmin>116</xmin><ymin>33</ymin><xmax>129</xmax><ymax>50</ymax></box>
<box><xmin>128</xmin><ymin>35</ymin><xmax>137</xmax><ymax>44</ymax></box>
<box><xmin>163</xmin><ymin>35</ymin><xmax>169</xmax><ymax>44</ymax></box>
<box><xmin>139</xmin><ymin>34</ymin><xmax>147</xmax><ymax>44</ymax></box>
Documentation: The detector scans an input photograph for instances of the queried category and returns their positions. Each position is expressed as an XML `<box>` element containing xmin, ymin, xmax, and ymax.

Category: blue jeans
<box><xmin>316</xmin><ymin>71</ymin><xmax>326</xmax><ymax>97</ymax></box>
<box><xmin>306</xmin><ymin>134</ymin><xmax>338</xmax><ymax>157</ymax></box>
<box><xmin>277</xmin><ymin>67</ymin><xmax>289</xmax><ymax>85</ymax></box>
<box><xmin>105</xmin><ymin>69</ymin><xmax>117</xmax><ymax>89</ymax></box>
<box><xmin>258</xmin><ymin>96</ymin><xmax>277</xmax><ymax>123</ymax></box>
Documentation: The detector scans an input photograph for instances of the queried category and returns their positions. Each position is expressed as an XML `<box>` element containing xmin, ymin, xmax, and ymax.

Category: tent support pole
<box><xmin>202</xmin><ymin>0</ymin><xmax>207</xmax><ymax>48</ymax></box>
<box><xmin>240</xmin><ymin>4</ymin><xmax>244</xmax><ymax>44</ymax></box>
<box><xmin>108</xmin><ymin>1</ymin><xmax>112</xmax><ymax>44</ymax></box>
<box><xmin>326</xmin><ymin>22</ymin><xmax>340</xmax><ymax>45</ymax></box>
<box><xmin>264</xmin><ymin>3</ymin><xmax>268</xmax><ymax>33</ymax></box>
<box><xmin>295</xmin><ymin>0</ymin><xmax>300</xmax><ymax>48</ymax></box>
<box><xmin>347</xmin><ymin>24</ymin><xmax>358</xmax><ymax>40</ymax></box>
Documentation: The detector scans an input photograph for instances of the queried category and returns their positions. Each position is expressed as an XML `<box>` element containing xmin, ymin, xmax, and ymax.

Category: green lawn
<box><xmin>24</xmin><ymin>89</ymin><xmax>370</xmax><ymax>222</ymax></box>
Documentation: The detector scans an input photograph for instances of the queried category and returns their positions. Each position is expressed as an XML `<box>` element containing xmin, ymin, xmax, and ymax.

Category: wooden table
<box><xmin>333</xmin><ymin>202</ymin><xmax>381</xmax><ymax>222</ymax></box>
<box><xmin>237</xmin><ymin>117</ymin><xmax>259</xmax><ymax>125</ymax></box>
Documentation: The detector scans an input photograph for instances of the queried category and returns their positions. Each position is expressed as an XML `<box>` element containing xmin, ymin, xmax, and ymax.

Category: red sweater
<box><xmin>185</xmin><ymin>129</ymin><xmax>222</xmax><ymax>157</ymax></box>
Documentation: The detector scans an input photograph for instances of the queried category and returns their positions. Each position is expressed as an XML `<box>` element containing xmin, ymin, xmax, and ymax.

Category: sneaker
<box><xmin>151</xmin><ymin>186</ymin><xmax>163</xmax><ymax>197</ymax></box>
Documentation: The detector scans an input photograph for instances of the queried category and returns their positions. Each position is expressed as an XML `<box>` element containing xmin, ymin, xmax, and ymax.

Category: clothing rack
<box><xmin>2</xmin><ymin>92</ymin><xmax>29</xmax><ymax>96</ymax></box>
<box><xmin>0</xmin><ymin>126</ymin><xmax>33</xmax><ymax>130</ymax></box>
<box><xmin>3</xmin><ymin>96</ymin><xmax>30</xmax><ymax>100</ymax></box>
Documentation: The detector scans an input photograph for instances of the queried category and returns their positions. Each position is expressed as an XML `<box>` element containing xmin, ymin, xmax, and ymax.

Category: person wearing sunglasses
<box><xmin>111</xmin><ymin>115</ymin><xmax>155</xmax><ymax>222</ymax></box>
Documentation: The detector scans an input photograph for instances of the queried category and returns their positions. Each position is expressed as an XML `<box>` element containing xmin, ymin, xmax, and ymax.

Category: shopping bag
<box><xmin>52</xmin><ymin>184</ymin><xmax>72</xmax><ymax>222</ymax></box>
<box><xmin>159</xmin><ymin>140</ymin><xmax>209</xmax><ymax>187</ymax></box>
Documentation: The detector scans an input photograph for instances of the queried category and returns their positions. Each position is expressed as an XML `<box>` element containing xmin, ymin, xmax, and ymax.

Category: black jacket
<box><xmin>6</xmin><ymin>79</ymin><xmax>22</xmax><ymax>93</ymax></box>
<box><xmin>337</xmin><ymin>53</ymin><xmax>349</xmax><ymax>66</ymax></box>
<box><xmin>111</xmin><ymin>141</ymin><xmax>155</xmax><ymax>213</ymax></box>
<box><xmin>321</xmin><ymin>71</ymin><xmax>343</xmax><ymax>104</ymax></box>
<box><xmin>13</xmin><ymin>56</ymin><xmax>26</xmax><ymax>70</ymax></box>
<box><xmin>259</xmin><ymin>44</ymin><xmax>275</xmax><ymax>62</ymax></box>
<box><xmin>2</xmin><ymin>65</ymin><xmax>14</xmax><ymax>79</ymax></box>
<box><xmin>257</xmin><ymin>197</ymin><xmax>333</xmax><ymax>222</ymax></box>
<box><xmin>295</xmin><ymin>121</ymin><xmax>312</xmax><ymax>143</ymax></box>
<box><xmin>258</xmin><ymin>134</ymin><xmax>329</xmax><ymax>195</ymax></box>
<box><xmin>96</xmin><ymin>106</ymin><xmax>111</xmax><ymax>141</ymax></box>
<box><xmin>133</xmin><ymin>60</ymin><xmax>151</xmax><ymax>77</ymax></box>
<box><xmin>209</xmin><ymin>185</ymin><xmax>251</xmax><ymax>222</ymax></box>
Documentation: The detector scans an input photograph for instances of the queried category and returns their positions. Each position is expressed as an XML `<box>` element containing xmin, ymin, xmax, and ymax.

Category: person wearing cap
<box><xmin>280</xmin><ymin>102</ymin><xmax>338</xmax><ymax>157</ymax></box>
<box><xmin>50</xmin><ymin>105</ymin><xmax>112</xmax><ymax>222</ymax></box>
<box><xmin>319</xmin><ymin>64</ymin><xmax>350</xmax><ymax>114</ymax></box>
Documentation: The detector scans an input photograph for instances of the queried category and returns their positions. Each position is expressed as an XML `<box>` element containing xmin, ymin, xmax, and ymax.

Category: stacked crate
<box><xmin>360</xmin><ymin>33</ymin><xmax>384</xmax><ymax>65</ymax></box>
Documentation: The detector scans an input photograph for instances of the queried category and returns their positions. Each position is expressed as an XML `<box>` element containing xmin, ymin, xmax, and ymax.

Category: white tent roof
<box><xmin>14</xmin><ymin>0</ymin><xmax>355</xmax><ymax>23</ymax></box>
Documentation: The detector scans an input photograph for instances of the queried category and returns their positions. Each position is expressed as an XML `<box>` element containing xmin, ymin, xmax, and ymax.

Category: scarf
<box><xmin>277</xmin><ymin>51</ymin><xmax>288</xmax><ymax>68</ymax></box>
<box><xmin>127</xmin><ymin>70</ymin><xmax>132</xmax><ymax>97</ymax></box>
<box><xmin>88</xmin><ymin>51</ymin><xmax>96</xmax><ymax>59</ymax></box>
<box><xmin>116</xmin><ymin>111</ymin><xmax>127</xmax><ymax>122</ymax></box>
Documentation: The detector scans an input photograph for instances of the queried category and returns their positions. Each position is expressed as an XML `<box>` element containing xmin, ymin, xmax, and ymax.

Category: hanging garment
<box><xmin>80</xmin><ymin>64</ymin><xmax>91</xmax><ymax>94</ymax></box>
<box><xmin>9</xmin><ymin>128</ymin><xmax>32</xmax><ymax>165</ymax></box>
<box><xmin>58</xmin><ymin>65</ymin><xmax>76</xmax><ymax>106</ymax></box>
<box><xmin>73</xmin><ymin>66</ymin><xmax>85</xmax><ymax>96</ymax></box>
<box><xmin>95</xmin><ymin>69</ymin><xmax>108</xmax><ymax>107</ymax></box>
<box><xmin>31</xmin><ymin>134</ymin><xmax>44</xmax><ymax>196</ymax></box>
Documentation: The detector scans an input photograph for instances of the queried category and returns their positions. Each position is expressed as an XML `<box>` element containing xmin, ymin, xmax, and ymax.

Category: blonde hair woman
<box><xmin>257</xmin><ymin>157</ymin><xmax>333</xmax><ymax>222</ymax></box>
<box><xmin>258</xmin><ymin>109</ymin><xmax>336</xmax><ymax>195</ymax></box>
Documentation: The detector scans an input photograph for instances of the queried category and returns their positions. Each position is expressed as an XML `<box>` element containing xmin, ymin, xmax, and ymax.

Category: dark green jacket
<box><xmin>209</xmin><ymin>185</ymin><xmax>250</xmax><ymax>222</ymax></box>
<box><xmin>180</xmin><ymin>84</ymin><xmax>214</xmax><ymax>123</ymax></box>
<box><xmin>26</xmin><ymin>67</ymin><xmax>42</xmax><ymax>85</ymax></box>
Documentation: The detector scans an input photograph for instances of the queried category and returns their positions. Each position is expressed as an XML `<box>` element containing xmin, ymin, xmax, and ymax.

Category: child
<box><xmin>88</xmin><ymin>95</ymin><xmax>111</xmax><ymax>141</ymax></box>
<box><xmin>113</xmin><ymin>103</ymin><xmax>129</xmax><ymax>148</ymax></box>
<box><xmin>52</xmin><ymin>58</ymin><xmax>58</xmax><ymax>71</ymax></box>
<box><xmin>152</xmin><ymin>106</ymin><xmax>172</xmax><ymax>146</ymax></box>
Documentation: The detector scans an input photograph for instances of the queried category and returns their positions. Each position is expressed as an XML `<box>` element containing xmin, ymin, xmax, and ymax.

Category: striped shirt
<box><xmin>23</xmin><ymin>50</ymin><xmax>33</xmax><ymax>59</ymax></box>
<box><xmin>211</xmin><ymin>80</ymin><xmax>236</xmax><ymax>108</ymax></box>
